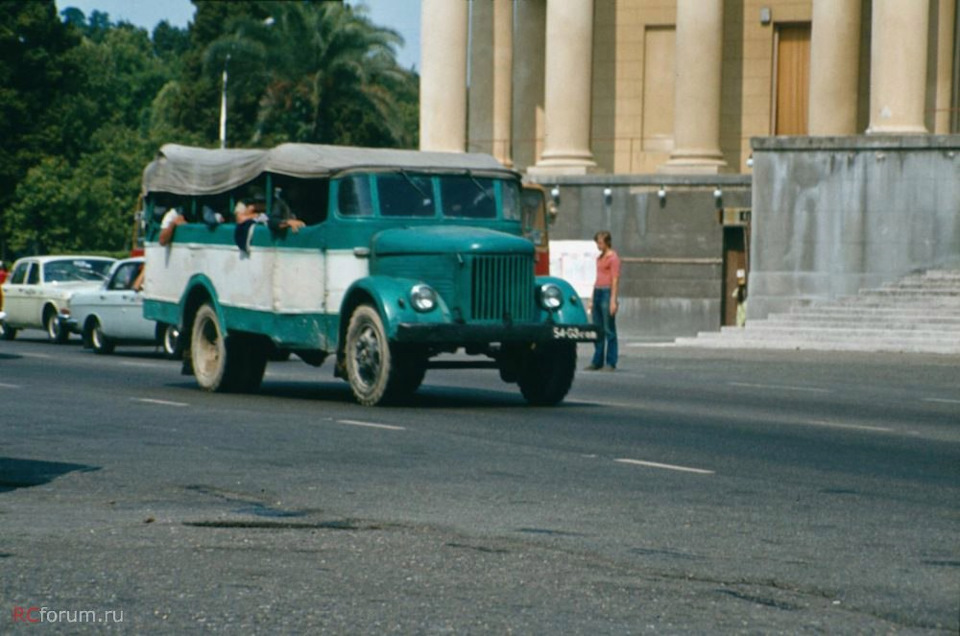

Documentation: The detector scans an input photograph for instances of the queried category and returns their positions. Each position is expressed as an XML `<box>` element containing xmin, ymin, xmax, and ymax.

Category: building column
<box><xmin>661</xmin><ymin>0</ymin><xmax>726</xmax><ymax>174</ymax></box>
<box><xmin>529</xmin><ymin>0</ymin><xmax>597</xmax><ymax>174</ymax></box>
<box><xmin>867</xmin><ymin>0</ymin><xmax>930</xmax><ymax>134</ymax></box>
<box><xmin>512</xmin><ymin>0</ymin><xmax>547</xmax><ymax>172</ymax></box>
<box><xmin>419</xmin><ymin>0</ymin><xmax>468</xmax><ymax>152</ymax></box>
<box><xmin>492</xmin><ymin>0</ymin><xmax>514</xmax><ymax>167</ymax></box>
<box><xmin>808</xmin><ymin>0</ymin><xmax>861</xmax><ymax>135</ymax></box>
<box><xmin>933</xmin><ymin>0</ymin><xmax>957</xmax><ymax>134</ymax></box>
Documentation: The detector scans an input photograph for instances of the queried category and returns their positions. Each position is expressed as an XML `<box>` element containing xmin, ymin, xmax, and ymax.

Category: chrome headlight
<box><xmin>538</xmin><ymin>283</ymin><xmax>563</xmax><ymax>310</ymax></box>
<box><xmin>410</xmin><ymin>284</ymin><xmax>438</xmax><ymax>312</ymax></box>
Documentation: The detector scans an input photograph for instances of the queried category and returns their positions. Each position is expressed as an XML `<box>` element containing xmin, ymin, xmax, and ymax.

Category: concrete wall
<box><xmin>749</xmin><ymin>135</ymin><xmax>960</xmax><ymax>318</ymax></box>
<box><xmin>527</xmin><ymin>174</ymin><xmax>751</xmax><ymax>338</ymax></box>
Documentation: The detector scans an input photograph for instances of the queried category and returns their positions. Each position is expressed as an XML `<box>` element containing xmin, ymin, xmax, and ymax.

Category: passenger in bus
<box><xmin>233</xmin><ymin>195</ymin><xmax>305</xmax><ymax>254</ymax></box>
<box><xmin>158</xmin><ymin>207</ymin><xmax>187</xmax><ymax>246</ymax></box>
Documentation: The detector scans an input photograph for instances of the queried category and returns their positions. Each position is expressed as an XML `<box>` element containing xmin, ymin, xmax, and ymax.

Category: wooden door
<box><xmin>774</xmin><ymin>24</ymin><xmax>811</xmax><ymax>135</ymax></box>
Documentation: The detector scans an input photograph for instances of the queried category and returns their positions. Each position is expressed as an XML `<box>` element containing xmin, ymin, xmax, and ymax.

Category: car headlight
<box><xmin>410</xmin><ymin>284</ymin><xmax>438</xmax><ymax>312</ymax></box>
<box><xmin>538</xmin><ymin>283</ymin><xmax>563</xmax><ymax>310</ymax></box>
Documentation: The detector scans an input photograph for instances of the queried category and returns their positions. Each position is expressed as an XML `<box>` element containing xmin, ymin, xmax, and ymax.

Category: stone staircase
<box><xmin>675</xmin><ymin>269</ymin><xmax>960</xmax><ymax>354</ymax></box>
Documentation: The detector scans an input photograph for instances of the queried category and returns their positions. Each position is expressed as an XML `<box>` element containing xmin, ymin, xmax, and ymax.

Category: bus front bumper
<box><xmin>395</xmin><ymin>322</ymin><xmax>600</xmax><ymax>345</ymax></box>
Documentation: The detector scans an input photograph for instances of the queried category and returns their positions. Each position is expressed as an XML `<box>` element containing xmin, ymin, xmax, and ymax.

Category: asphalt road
<box><xmin>1</xmin><ymin>332</ymin><xmax>958</xmax><ymax>633</ymax></box>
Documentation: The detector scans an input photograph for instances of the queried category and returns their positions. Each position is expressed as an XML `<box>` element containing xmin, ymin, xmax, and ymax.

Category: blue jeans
<box><xmin>591</xmin><ymin>287</ymin><xmax>618</xmax><ymax>368</ymax></box>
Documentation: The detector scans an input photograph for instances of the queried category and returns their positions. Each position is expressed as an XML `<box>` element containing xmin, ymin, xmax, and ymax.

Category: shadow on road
<box><xmin>0</xmin><ymin>457</ymin><xmax>99</xmax><ymax>493</ymax></box>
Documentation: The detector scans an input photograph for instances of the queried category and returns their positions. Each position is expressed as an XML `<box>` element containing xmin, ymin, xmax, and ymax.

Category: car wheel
<box><xmin>89</xmin><ymin>318</ymin><xmax>115</xmax><ymax>355</ymax></box>
<box><xmin>0</xmin><ymin>320</ymin><xmax>16</xmax><ymax>341</ymax></box>
<box><xmin>190</xmin><ymin>303</ymin><xmax>265</xmax><ymax>393</ymax></box>
<box><xmin>344</xmin><ymin>304</ymin><xmax>400</xmax><ymax>406</ymax></box>
<box><xmin>45</xmin><ymin>308</ymin><xmax>69</xmax><ymax>344</ymax></box>
<box><xmin>517</xmin><ymin>341</ymin><xmax>577</xmax><ymax>406</ymax></box>
<box><xmin>160</xmin><ymin>323</ymin><xmax>180</xmax><ymax>359</ymax></box>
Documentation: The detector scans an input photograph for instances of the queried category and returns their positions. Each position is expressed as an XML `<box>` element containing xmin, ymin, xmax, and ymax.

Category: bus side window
<box><xmin>282</xmin><ymin>178</ymin><xmax>329</xmax><ymax>225</ymax></box>
<box><xmin>337</xmin><ymin>176</ymin><xmax>372</xmax><ymax>217</ymax></box>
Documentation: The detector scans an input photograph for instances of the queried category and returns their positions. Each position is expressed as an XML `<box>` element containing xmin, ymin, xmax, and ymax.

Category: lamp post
<box><xmin>218</xmin><ymin>17</ymin><xmax>273</xmax><ymax>149</ymax></box>
<box><xmin>219</xmin><ymin>53</ymin><xmax>230</xmax><ymax>149</ymax></box>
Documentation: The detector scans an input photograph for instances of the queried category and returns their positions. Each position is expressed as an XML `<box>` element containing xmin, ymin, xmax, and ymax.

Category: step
<box><xmin>722</xmin><ymin>326</ymin><xmax>960</xmax><ymax>340</ymax></box>
<box><xmin>676</xmin><ymin>269</ymin><xmax>960</xmax><ymax>355</ymax></box>
<box><xmin>675</xmin><ymin>335</ymin><xmax>960</xmax><ymax>354</ymax></box>
<box><xmin>765</xmin><ymin>314</ymin><xmax>960</xmax><ymax>328</ymax></box>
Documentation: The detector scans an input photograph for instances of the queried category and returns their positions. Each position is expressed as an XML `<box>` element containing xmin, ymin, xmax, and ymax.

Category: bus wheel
<box><xmin>89</xmin><ymin>318</ymin><xmax>115</xmax><ymax>355</ymax></box>
<box><xmin>517</xmin><ymin>341</ymin><xmax>577</xmax><ymax>406</ymax></box>
<box><xmin>345</xmin><ymin>304</ymin><xmax>396</xmax><ymax>406</ymax></box>
<box><xmin>392</xmin><ymin>345</ymin><xmax>428</xmax><ymax>396</ymax></box>
<box><xmin>191</xmin><ymin>304</ymin><xmax>265</xmax><ymax>393</ymax></box>
<box><xmin>0</xmin><ymin>320</ymin><xmax>16</xmax><ymax>341</ymax></box>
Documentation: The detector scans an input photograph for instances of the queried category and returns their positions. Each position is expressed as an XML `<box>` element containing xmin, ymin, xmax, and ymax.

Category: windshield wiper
<box><xmin>398</xmin><ymin>169</ymin><xmax>431</xmax><ymax>200</ymax></box>
<box><xmin>466</xmin><ymin>171</ymin><xmax>492</xmax><ymax>201</ymax></box>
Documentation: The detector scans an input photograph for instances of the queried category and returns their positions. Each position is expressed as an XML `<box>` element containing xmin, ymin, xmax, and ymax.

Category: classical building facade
<box><xmin>421</xmin><ymin>0</ymin><xmax>958</xmax><ymax>174</ymax></box>
<box><xmin>419</xmin><ymin>0</ymin><xmax>960</xmax><ymax>338</ymax></box>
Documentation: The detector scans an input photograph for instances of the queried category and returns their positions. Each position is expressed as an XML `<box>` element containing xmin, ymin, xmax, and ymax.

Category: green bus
<box><xmin>142</xmin><ymin>143</ymin><xmax>598</xmax><ymax>406</ymax></box>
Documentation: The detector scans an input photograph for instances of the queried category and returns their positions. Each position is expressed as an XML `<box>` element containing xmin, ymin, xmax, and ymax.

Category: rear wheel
<box><xmin>517</xmin><ymin>341</ymin><xmax>577</xmax><ymax>405</ymax></box>
<box><xmin>45</xmin><ymin>308</ymin><xmax>69</xmax><ymax>344</ymax></box>
<box><xmin>89</xmin><ymin>318</ymin><xmax>115</xmax><ymax>355</ymax></box>
<box><xmin>191</xmin><ymin>303</ymin><xmax>266</xmax><ymax>393</ymax></box>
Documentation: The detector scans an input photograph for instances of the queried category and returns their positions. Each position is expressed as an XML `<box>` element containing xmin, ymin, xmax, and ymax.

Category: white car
<box><xmin>0</xmin><ymin>255</ymin><xmax>116</xmax><ymax>342</ymax></box>
<box><xmin>68</xmin><ymin>257</ymin><xmax>179</xmax><ymax>357</ymax></box>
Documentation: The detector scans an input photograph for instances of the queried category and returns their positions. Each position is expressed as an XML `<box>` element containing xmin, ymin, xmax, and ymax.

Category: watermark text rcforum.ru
<box><xmin>11</xmin><ymin>606</ymin><xmax>124</xmax><ymax>625</ymax></box>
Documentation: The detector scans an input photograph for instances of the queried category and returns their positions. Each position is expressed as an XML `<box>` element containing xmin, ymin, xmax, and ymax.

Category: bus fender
<box><xmin>340</xmin><ymin>276</ymin><xmax>452</xmax><ymax>340</ymax></box>
<box><xmin>534</xmin><ymin>276</ymin><xmax>591</xmax><ymax>325</ymax></box>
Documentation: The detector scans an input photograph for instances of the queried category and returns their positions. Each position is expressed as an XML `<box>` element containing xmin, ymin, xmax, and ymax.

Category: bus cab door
<box><xmin>521</xmin><ymin>184</ymin><xmax>553</xmax><ymax>276</ymax></box>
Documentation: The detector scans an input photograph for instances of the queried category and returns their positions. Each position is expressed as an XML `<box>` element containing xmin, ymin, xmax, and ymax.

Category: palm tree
<box><xmin>204</xmin><ymin>1</ymin><xmax>409</xmax><ymax>147</ymax></box>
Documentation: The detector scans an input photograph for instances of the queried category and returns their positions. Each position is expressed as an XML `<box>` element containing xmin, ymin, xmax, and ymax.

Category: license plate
<box><xmin>552</xmin><ymin>326</ymin><xmax>598</xmax><ymax>341</ymax></box>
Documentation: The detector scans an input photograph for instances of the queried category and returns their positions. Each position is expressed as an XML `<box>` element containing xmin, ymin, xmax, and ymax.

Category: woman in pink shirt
<box><xmin>587</xmin><ymin>231</ymin><xmax>620</xmax><ymax>370</ymax></box>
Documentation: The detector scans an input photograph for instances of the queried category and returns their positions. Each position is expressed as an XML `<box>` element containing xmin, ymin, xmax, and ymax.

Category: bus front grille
<box><xmin>469</xmin><ymin>255</ymin><xmax>534</xmax><ymax>323</ymax></box>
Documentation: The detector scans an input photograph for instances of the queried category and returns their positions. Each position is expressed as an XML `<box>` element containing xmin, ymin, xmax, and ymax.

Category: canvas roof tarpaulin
<box><xmin>142</xmin><ymin>143</ymin><xmax>515</xmax><ymax>196</ymax></box>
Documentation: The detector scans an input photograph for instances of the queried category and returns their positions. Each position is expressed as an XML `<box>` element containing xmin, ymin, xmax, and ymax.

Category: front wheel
<box><xmin>89</xmin><ymin>318</ymin><xmax>115</xmax><ymax>355</ymax></box>
<box><xmin>191</xmin><ymin>303</ymin><xmax>266</xmax><ymax>393</ymax></box>
<box><xmin>160</xmin><ymin>323</ymin><xmax>180</xmax><ymax>359</ymax></box>
<box><xmin>344</xmin><ymin>304</ymin><xmax>401</xmax><ymax>406</ymax></box>
<box><xmin>517</xmin><ymin>341</ymin><xmax>577</xmax><ymax>406</ymax></box>
<box><xmin>45</xmin><ymin>308</ymin><xmax>69</xmax><ymax>344</ymax></box>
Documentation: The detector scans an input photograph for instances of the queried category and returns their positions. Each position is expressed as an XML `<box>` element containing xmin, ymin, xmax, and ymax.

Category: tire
<box><xmin>392</xmin><ymin>345</ymin><xmax>428</xmax><ymax>396</ymax></box>
<box><xmin>160</xmin><ymin>323</ymin><xmax>180</xmax><ymax>359</ymax></box>
<box><xmin>89</xmin><ymin>318</ymin><xmax>115</xmax><ymax>355</ymax></box>
<box><xmin>344</xmin><ymin>304</ymin><xmax>401</xmax><ymax>406</ymax></box>
<box><xmin>0</xmin><ymin>320</ymin><xmax>16</xmax><ymax>341</ymax></box>
<box><xmin>45</xmin><ymin>308</ymin><xmax>69</xmax><ymax>344</ymax></box>
<box><xmin>190</xmin><ymin>303</ymin><xmax>266</xmax><ymax>393</ymax></box>
<box><xmin>517</xmin><ymin>341</ymin><xmax>577</xmax><ymax>406</ymax></box>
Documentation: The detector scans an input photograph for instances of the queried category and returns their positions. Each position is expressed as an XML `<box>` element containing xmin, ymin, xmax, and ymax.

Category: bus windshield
<box><xmin>369</xmin><ymin>172</ymin><xmax>520</xmax><ymax>221</ymax></box>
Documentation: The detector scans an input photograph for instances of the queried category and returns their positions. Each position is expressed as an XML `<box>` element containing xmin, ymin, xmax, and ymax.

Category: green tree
<box><xmin>3</xmin><ymin>5</ymin><xmax>181</xmax><ymax>257</ymax></box>
<box><xmin>0</xmin><ymin>1</ymin><xmax>82</xmax><ymax>258</ymax></box>
<box><xmin>203</xmin><ymin>1</ymin><xmax>411</xmax><ymax>147</ymax></box>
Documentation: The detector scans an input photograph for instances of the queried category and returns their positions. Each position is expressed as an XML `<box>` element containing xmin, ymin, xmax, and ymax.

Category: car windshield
<box><xmin>44</xmin><ymin>259</ymin><xmax>113</xmax><ymax>283</ymax></box>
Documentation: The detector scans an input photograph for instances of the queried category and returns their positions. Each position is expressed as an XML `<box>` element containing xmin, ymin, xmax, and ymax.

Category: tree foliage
<box><xmin>1</xmin><ymin>0</ymin><xmax>419</xmax><ymax>261</ymax></box>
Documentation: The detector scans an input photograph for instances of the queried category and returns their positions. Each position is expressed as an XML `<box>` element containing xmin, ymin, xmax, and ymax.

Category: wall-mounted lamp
<box><xmin>760</xmin><ymin>7</ymin><xmax>771</xmax><ymax>25</ymax></box>
<box><xmin>746</xmin><ymin>155</ymin><xmax>754</xmax><ymax>168</ymax></box>
<box><xmin>657</xmin><ymin>185</ymin><xmax>666</xmax><ymax>202</ymax></box>
<box><xmin>550</xmin><ymin>185</ymin><xmax>561</xmax><ymax>207</ymax></box>
<box><xmin>713</xmin><ymin>185</ymin><xmax>723</xmax><ymax>208</ymax></box>
<box><xmin>602</xmin><ymin>187</ymin><xmax>613</xmax><ymax>206</ymax></box>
